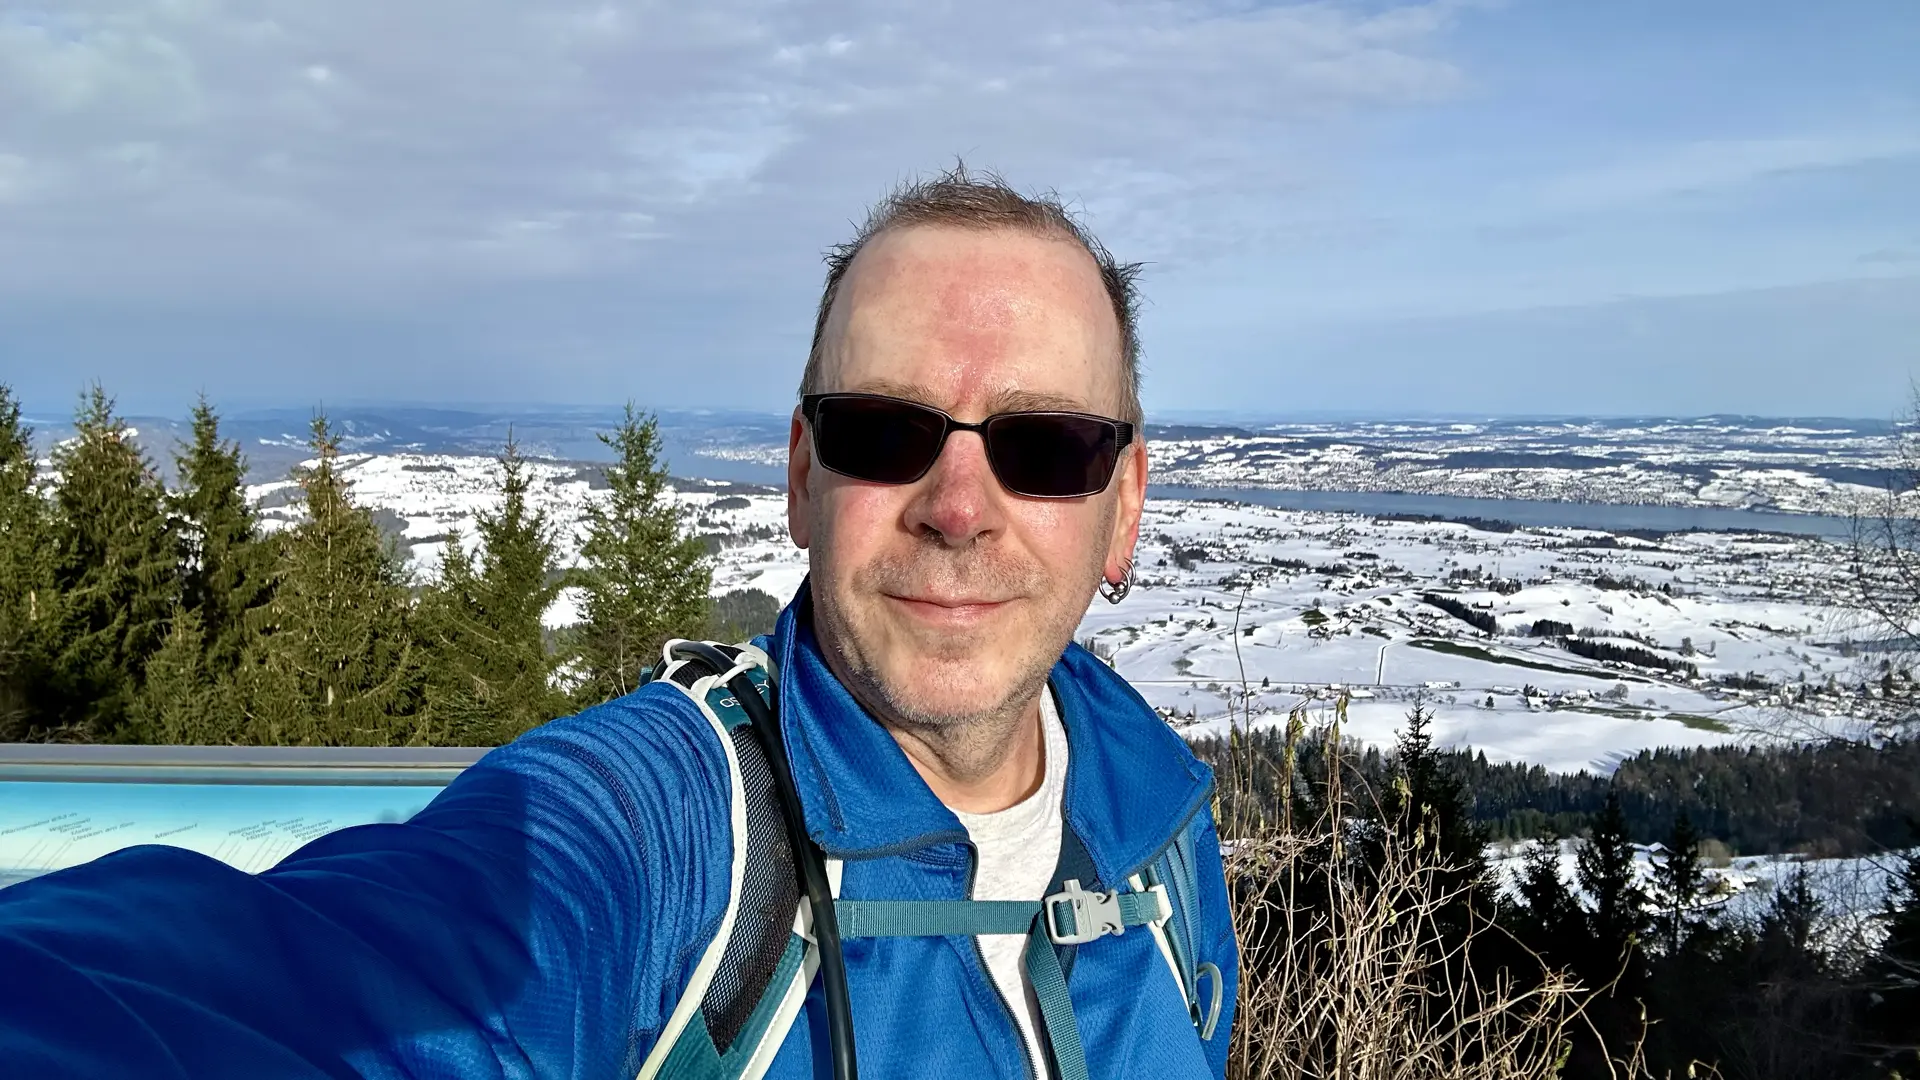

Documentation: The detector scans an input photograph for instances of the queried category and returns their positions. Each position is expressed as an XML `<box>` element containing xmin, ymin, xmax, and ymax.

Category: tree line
<box><xmin>1425</xmin><ymin>593</ymin><xmax>1699</xmax><ymax>676</ymax></box>
<box><xmin>1558</xmin><ymin>634</ymin><xmax>1698</xmax><ymax>678</ymax></box>
<box><xmin>1213</xmin><ymin>723</ymin><xmax>1920</xmax><ymax>858</ymax></box>
<box><xmin>0</xmin><ymin>384</ymin><xmax>753</xmax><ymax>746</ymax></box>
<box><xmin>1423</xmin><ymin>592</ymin><xmax>1499</xmax><ymax>635</ymax></box>
<box><xmin>1460</xmin><ymin>737</ymin><xmax>1920</xmax><ymax>854</ymax></box>
<box><xmin>1200</xmin><ymin>712</ymin><xmax>1919</xmax><ymax>1079</ymax></box>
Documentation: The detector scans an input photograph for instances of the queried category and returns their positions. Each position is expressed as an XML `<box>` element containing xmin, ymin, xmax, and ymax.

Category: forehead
<box><xmin>821</xmin><ymin>225</ymin><xmax>1124</xmax><ymax>416</ymax></box>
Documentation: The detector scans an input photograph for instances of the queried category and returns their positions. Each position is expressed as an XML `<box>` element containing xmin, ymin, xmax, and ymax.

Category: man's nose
<box><xmin>905</xmin><ymin>429</ymin><xmax>1005</xmax><ymax>547</ymax></box>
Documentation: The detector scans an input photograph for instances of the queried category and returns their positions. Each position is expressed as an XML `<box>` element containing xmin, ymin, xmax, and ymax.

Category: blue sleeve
<box><xmin>0</xmin><ymin>690</ymin><xmax>736</xmax><ymax>1080</ymax></box>
<box><xmin>1190</xmin><ymin>805</ymin><xmax>1238</xmax><ymax>1080</ymax></box>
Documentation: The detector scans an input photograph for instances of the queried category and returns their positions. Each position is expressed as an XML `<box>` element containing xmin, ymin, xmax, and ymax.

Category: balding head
<box><xmin>800</xmin><ymin>164</ymin><xmax>1145</xmax><ymax>429</ymax></box>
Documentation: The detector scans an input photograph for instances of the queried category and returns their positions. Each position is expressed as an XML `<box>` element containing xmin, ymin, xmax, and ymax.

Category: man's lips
<box><xmin>885</xmin><ymin>593</ymin><xmax>1014</xmax><ymax>620</ymax></box>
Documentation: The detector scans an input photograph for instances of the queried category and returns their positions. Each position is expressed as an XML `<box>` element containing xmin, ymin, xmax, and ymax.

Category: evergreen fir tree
<box><xmin>1642</xmin><ymin>810</ymin><xmax>1734</xmax><ymax>1078</ymax></box>
<box><xmin>1753</xmin><ymin>865</ymin><xmax>1823</xmax><ymax>970</ymax></box>
<box><xmin>1381</xmin><ymin>703</ymin><xmax>1492</xmax><ymax>954</ymax></box>
<box><xmin>241</xmin><ymin>415</ymin><xmax>422</xmax><ymax>745</ymax></box>
<box><xmin>1377</xmin><ymin>708</ymin><xmax>1525</xmax><ymax>1074</ymax></box>
<box><xmin>1650</xmin><ymin>809</ymin><xmax>1708</xmax><ymax>956</ymax></box>
<box><xmin>1386</xmin><ymin>703</ymin><xmax>1488</xmax><ymax>876</ymax></box>
<box><xmin>1577</xmin><ymin>788</ymin><xmax>1648</xmax><ymax>964</ymax></box>
<box><xmin>45</xmin><ymin>385</ymin><xmax>177</xmax><ymax>740</ymax></box>
<box><xmin>0</xmin><ymin>385</ymin><xmax>54</xmax><ymax>740</ymax></box>
<box><xmin>173</xmin><ymin>396</ymin><xmax>272</xmax><ymax>680</ymax></box>
<box><xmin>1570</xmin><ymin>791</ymin><xmax>1651</xmax><ymax>1080</ymax></box>
<box><xmin>1512</xmin><ymin>835</ymin><xmax>1581</xmax><ymax>952</ymax></box>
<box><xmin>1715</xmin><ymin>865</ymin><xmax>1864</xmax><ymax>1080</ymax></box>
<box><xmin>570</xmin><ymin>405</ymin><xmax>710</xmax><ymax>706</ymax></box>
<box><xmin>131</xmin><ymin>605</ymin><xmax>230</xmax><ymax>744</ymax></box>
<box><xmin>1862</xmin><ymin>850</ymin><xmax>1920</xmax><ymax>1075</ymax></box>
<box><xmin>418</xmin><ymin>435</ymin><xmax>566</xmax><ymax>744</ymax></box>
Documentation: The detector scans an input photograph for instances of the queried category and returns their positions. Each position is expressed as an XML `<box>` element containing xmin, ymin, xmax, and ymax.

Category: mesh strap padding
<box><xmin>663</xmin><ymin>644</ymin><xmax>744</xmax><ymax>690</ymax></box>
<box><xmin>700</xmin><ymin>722</ymin><xmax>800</xmax><ymax>1052</ymax></box>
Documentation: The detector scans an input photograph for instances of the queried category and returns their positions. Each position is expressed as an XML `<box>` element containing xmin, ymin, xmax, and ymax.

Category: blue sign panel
<box><xmin>0</xmin><ymin>746</ymin><xmax>486</xmax><ymax>889</ymax></box>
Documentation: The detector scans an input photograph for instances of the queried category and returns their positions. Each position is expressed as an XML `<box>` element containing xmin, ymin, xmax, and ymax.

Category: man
<box><xmin>0</xmin><ymin>168</ymin><xmax>1238</xmax><ymax>1079</ymax></box>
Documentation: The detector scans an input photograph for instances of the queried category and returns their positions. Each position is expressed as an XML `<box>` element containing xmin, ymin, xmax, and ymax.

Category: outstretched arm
<box><xmin>0</xmin><ymin>694</ymin><xmax>732</xmax><ymax>1080</ymax></box>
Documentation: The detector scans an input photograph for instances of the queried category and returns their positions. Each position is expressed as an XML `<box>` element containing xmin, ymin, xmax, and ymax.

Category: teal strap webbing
<box><xmin>836</xmin><ymin>885</ymin><xmax>1165</xmax><ymax>943</ymax></box>
<box><xmin>1024</xmin><ymin>918</ymin><xmax>1090</xmax><ymax>1080</ymax></box>
<box><xmin>1169</xmin><ymin>825</ymin><xmax>1203</xmax><ymax>963</ymax></box>
<box><xmin>836</xmin><ymin>900</ymin><xmax>1041</xmax><ymax>939</ymax></box>
<box><xmin>836</xmin><ymin>886</ymin><xmax>1166</xmax><ymax>1080</ymax></box>
<box><xmin>1113</xmin><ymin>890</ymin><xmax>1164</xmax><ymax>926</ymax></box>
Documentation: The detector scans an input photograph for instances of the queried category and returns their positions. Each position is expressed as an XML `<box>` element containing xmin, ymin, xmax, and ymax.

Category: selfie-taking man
<box><xmin>0</xmin><ymin>169</ymin><xmax>1238</xmax><ymax>1079</ymax></box>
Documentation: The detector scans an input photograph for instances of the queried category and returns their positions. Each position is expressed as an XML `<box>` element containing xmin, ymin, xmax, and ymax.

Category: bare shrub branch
<box><xmin>1218</xmin><ymin>702</ymin><xmax>1612</xmax><ymax>1080</ymax></box>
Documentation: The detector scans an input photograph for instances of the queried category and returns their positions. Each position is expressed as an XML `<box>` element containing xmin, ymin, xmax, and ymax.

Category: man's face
<box><xmin>789</xmin><ymin>225</ymin><xmax>1147</xmax><ymax>733</ymax></box>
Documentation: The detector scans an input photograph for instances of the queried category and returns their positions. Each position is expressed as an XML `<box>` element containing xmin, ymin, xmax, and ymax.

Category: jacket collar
<box><xmin>767</xmin><ymin>579</ymin><xmax>1215</xmax><ymax>884</ymax></box>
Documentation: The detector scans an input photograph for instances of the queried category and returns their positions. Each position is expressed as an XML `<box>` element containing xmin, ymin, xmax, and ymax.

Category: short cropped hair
<box><xmin>799</xmin><ymin>164</ymin><xmax>1145</xmax><ymax>428</ymax></box>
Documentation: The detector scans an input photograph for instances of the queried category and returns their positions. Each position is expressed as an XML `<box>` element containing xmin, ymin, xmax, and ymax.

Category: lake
<box><xmin>665</xmin><ymin>449</ymin><xmax>1860</xmax><ymax>540</ymax></box>
<box><xmin>1146</xmin><ymin>485</ymin><xmax>1858</xmax><ymax>539</ymax></box>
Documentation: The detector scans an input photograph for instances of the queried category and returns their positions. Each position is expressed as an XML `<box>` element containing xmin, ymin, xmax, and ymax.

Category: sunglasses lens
<box><xmin>811</xmin><ymin>396</ymin><xmax>948</xmax><ymax>483</ymax></box>
<box><xmin>986</xmin><ymin>413</ymin><xmax>1119</xmax><ymax>497</ymax></box>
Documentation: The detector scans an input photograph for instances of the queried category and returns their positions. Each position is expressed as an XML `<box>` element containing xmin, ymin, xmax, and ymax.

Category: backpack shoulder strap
<box><xmin>1133</xmin><ymin>806</ymin><xmax>1226</xmax><ymax>1042</ymax></box>
<box><xmin>633</xmin><ymin>639</ymin><xmax>1223</xmax><ymax>1078</ymax></box>
<box><xmin>635</xmin><ymin>639</ymin><xmax>822</xmax><ymax>1080</ymax></box>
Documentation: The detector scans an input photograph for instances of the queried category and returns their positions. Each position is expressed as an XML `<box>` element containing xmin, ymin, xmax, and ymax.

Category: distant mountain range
<box><xmin>21</xmin><ymin>406</ymin><xmax>795</xmax><ymax>486</ymax></box>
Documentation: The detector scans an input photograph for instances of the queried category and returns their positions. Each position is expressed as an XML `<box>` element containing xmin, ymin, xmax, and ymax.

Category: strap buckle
<box><xmin>1043</xmin><ymin>880</ymin><xmax>1124</xmax><ymax>945</ymax></box>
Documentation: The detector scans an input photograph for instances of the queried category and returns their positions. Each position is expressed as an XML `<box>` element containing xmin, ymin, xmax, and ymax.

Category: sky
<box><xmin>2</xmin><ymin>0</ymin><xmax>1917</xmax><ymax>420</ymax></box>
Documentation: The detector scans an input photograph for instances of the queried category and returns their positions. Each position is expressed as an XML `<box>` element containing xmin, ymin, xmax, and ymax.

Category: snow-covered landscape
<box><xmin>662</xmin><ymin>414</ymin><xmax>1904</xmax><ymax>518</ymax></box>
<box><xmin>1144</xmin><ymin>416</ymin><xmax>1902</xmax><ymax>517</ymax></box>
<box><xmin>280</xmin><ymin>448</ymin><xmax>1899</xmax><ymax>776</ymax></box>
<box><xmin>33</xmin><ymin>408</ymin><xmax>1904</xmax><ymax>522</ymax></box>
<box><xmin>256</xmin><ymin>447</ymin><xmax>1912</xmax><ymax>915</ymax></box>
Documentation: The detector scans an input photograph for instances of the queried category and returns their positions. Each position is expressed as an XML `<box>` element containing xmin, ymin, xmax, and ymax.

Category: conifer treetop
<box><xmin>571</xmin><ymin>403</ymin><xmax>711</xmax><ymax>705</ymax></box>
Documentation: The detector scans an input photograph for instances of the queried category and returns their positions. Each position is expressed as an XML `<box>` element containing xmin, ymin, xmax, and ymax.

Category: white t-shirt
<box><xmin>951</xmin><ymin>687</ymin><xmax>1069</xmax><ymax>1079</ymax></box>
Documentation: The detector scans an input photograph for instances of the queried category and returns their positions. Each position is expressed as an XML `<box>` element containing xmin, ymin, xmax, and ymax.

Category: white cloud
<box><xmin>0</xmin><ymin>8</ymin><xmax>203</xmax><ymax>123</ymax></box>
<box><xmin>1539</xmin><ymin>130</ymin><xmax>1920</xmax><ymax>211</ymax></box>
<box><xmin>0</xmin><ymin>0</ymin><xmax>1469</xmax><ymax>302</ymax></box>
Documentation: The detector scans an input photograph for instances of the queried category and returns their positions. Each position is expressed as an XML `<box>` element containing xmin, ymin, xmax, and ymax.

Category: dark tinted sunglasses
<box><xmin>800</xmin><ymin>393</ymin><xmax>1135</xmax><ymax>499</ymax></box>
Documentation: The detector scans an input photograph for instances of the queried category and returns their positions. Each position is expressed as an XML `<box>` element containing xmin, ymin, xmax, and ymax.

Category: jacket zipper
<box><xmin>961</xmin><ymin>840</ymin><xmax>1044</xmax><ymax>1080</ymax></box>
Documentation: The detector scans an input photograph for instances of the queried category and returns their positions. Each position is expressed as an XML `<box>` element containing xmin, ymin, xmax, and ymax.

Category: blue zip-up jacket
<box><xmin>0</xmin><ymin>585</ymin><xmax>1238</xmax><ymax>1078</ymax></box>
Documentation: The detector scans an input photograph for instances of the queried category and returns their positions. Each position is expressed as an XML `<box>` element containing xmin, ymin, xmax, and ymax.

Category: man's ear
<box><xmin>1105</xmin><ymin>438</ymin><xmax>1148</xmax><ymax>580</ymax></box>
<box><xmin>788</xmin><ymin>406</ymin><xmax>812</xmax><ymax>549</ymax></box>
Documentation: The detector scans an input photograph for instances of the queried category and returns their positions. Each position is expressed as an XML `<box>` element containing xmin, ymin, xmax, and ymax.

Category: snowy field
<box><xmin>1078</xmin><ymin>500</ymin><xmax>1878</xmax><ymax>772</ymax></box>
<box><xmin>254</xmin><ymin>452</ymin><xmax>1896</xmax><ymax>775</ymax></box>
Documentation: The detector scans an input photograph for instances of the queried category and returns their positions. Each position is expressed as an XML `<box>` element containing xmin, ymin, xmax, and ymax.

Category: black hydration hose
<box><xmin>671</xmin><ymin>641</ymin><xmax>859</xmax><ymax>1080</ymax></box>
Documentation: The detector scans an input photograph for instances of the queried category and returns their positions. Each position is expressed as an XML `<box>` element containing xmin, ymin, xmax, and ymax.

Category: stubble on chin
<box><xmin>815</xmin><ymin>539</ymin><xmax>1066</xmax><ymax>736</ymax></box>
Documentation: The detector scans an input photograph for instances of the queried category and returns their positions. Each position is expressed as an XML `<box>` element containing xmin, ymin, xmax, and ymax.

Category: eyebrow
<box><xmin>846</xmin><ymin>379</ymin><xmax>1095</xmax><ymax>416</ymax></box>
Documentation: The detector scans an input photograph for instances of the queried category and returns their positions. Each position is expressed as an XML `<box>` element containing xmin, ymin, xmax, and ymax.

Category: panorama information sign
<box><xmin>0</xmin><ymin>745</ymin><xmax>482</xmax><ymax>889</ymax></box>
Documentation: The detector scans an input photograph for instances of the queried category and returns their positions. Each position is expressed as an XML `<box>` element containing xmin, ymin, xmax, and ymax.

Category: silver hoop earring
<box><xmin>1099</xmin><ymin>558</ymin><xmax>1134</xmax><ymax>604</ymax></box>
